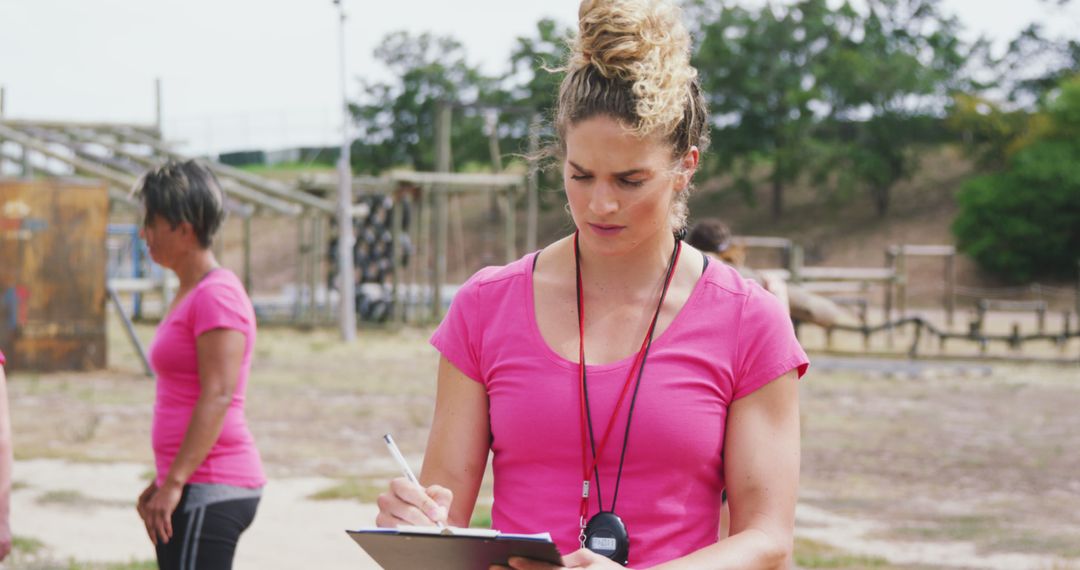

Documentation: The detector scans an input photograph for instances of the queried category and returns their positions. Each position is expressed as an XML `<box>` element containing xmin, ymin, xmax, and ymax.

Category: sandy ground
<box><xmin>7</xmin><ymin>459</ymin><xmax>381</xmax><ymax>570</ymax></box>
<box><xmin>6</xmin><ymin>323</ymin><xmax>1080</xmax><ymax>569</ymax></box>
<box><xmin>8</xmin><ymin>458</ymin><xmax>1079</xmax><ymax>570</ymax></box>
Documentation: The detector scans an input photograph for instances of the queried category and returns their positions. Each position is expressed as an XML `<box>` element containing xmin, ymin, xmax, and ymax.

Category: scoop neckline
<box><xmin>524</xmin><ymin>250</ymin><xmax>711</xmax><ymax>373</ymax></box>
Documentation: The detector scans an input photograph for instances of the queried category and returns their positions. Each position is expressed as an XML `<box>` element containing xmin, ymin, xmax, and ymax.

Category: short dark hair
<box><xmin>687</xmin><ymin>218</ymin><xmax>732</xmax><ymax>254</ymax></box>
<box><xmin>134</xmin><ymin>160</ymin><xmax>225</xmax><ymax>248</ymax></box>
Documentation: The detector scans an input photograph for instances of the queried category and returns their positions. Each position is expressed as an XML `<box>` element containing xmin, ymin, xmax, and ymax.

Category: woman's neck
<box><xmin>171</xmin><ymin>249</ymin><xmax>220</xmax><ymax>290</ymax></box>
<box><xmin>575</xmin><ymin>229</ymin><xmax>677</xmax><ymax>301</ymax></box>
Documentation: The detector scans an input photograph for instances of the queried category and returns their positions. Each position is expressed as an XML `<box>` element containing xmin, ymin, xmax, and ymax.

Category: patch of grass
<box><xmin>35</xmin><ymin>489</ymin><xmax>127</xmax><ymax>509</ymax></box>
<box><xmin>987</xmin><ymin>531</ymin><xmax>1080</xmax><ymax>558</ymax></box>
<box><xmin>308</xmin><ymin>478</ymin><xmax>384</xmax><ymax>503</ymax></box>
<box><xmin>237</xmin><ymin>162</ymin><xmax>335</xmax><ymax>175</ymax></box>
<box><xmin>884</xmin><ymin>515</ymin><xmax>999</xmax><ymax>543</ymax></box>
<box><xmin>470</xmin><ymin>503</ymin><xmax>492</xmax><ymax>528</ymax></box>
<box><xmin>11</xmin><ymin>480</ymin><xmax>30</xmax><ymax>491</ymax></box>
<box><xmin>12</xmin><ymin>534</ymin><xmax>46</xmax><ymax>554</ymax></box>
<box><xmin>794</xmin><ymin>537</ymin><xmax>892</xmax><ymax>569</ymax></box>
<box><xmin>37</xmin><ymin>489</ymin><xmax>88</xmax><ymax>506</ymax></box>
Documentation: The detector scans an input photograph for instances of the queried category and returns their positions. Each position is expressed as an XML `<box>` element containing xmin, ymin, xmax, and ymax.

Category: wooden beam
<box><xmin>389</xmin><ymin>170</ymin><xmax>524</xmax><ymax>189</ymax></box>
<box><xmin>890</xmin><ymin>244</ymin><xmax>956</xmax><ymax>257</ymax></box>
<box><xmin>2</xmin><ymin>124</ymin><xmax>276</xmax><ymax>215</ymax></box>
<box><xmin>113</xmin><ymin>126</ymin><xmax>336</xmax><ymax>214</ymax></box>
<box><xmin>1</xmin><ymin>118</ymin><xmax>158</xmax><ymax>137</ymax></box>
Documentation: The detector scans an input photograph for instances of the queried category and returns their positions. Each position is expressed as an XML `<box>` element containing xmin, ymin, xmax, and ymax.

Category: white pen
<box><xmin>383</xmin><ymin>433</ymin><xmax>446</xmax><ymax>529</ymax></box>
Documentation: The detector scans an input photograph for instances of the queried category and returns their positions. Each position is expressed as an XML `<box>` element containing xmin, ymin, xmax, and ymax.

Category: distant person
<box><xmin>132</xmin><ymin>160</ymin><xmax>265</xmax><ymax>570</ymax></box>
<box><xmin>689</xmin><ymin>218</ymin><xmax>849</xmax><ymax>328</ymax></box>
<box><xmin>0</xmin><ymin>349</ymin><xmax>11</xmax><ymax>562</ymax></box>
<box><xmin>375</xmin><ymin>0</ymin><xmax>808</xmax><ymax>567</ymax></box>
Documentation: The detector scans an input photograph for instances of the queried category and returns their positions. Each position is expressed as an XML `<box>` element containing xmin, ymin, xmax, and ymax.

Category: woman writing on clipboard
<box><xmin>376</xmin><ymin>1</ymin><xmax>808</xmax><ymax>567</ymax></box>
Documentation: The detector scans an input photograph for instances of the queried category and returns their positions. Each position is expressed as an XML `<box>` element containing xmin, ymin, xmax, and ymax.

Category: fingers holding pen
<box><xmin>375</xmin><ymin>477</ymin><xmax>451</xmax><ymax>527</ymax></box>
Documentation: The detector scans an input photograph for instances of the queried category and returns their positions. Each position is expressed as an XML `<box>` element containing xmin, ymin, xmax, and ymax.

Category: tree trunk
<box><xmin>873</xmin><ymin>184</ymin><xmax>889</xmax><ymax>218</ymax></box>
<box><xmin>771</xmin><ymin>168</ymin><xmax>784</xmax><ymax>220</ymax></box>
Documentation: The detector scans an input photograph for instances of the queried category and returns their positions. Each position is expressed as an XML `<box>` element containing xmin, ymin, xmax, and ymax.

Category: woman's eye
<box><xmin>570</xmin><ymin>174</ymin><xmax>591</xmax><ymax>181</ymax></box>
<box><xmin>620</xmin><ymin>179</ymin><xmax>646</xmax><ymax>188</ymax></box>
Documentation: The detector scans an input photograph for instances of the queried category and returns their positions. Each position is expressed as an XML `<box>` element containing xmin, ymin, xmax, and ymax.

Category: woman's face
<box><xmin>563</xmin><ymin>115</ymin><xmax>695</xmax><ymax>255</ymax></box>
<box><xmin>139</xmin><ymin>213</ymin><xmax>189</xmax><ymax>268</ymax></box>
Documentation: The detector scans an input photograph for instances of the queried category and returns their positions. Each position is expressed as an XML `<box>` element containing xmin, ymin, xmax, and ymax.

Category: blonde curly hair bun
<box><xmin>567</xmin><ymin>0</ymin><xmax>697</xmax><ymax>139</ymax></box>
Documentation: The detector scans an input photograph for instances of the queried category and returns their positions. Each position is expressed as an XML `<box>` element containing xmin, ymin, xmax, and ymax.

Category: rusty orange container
<box><xmin>0</xmin><ymin>177</ymin><xmax>108</xmax><ymax>371</ymax></box>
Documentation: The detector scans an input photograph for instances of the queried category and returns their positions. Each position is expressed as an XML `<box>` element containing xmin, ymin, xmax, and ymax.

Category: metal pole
<box><xmin>334</xmin><ymin>0</ymin><xmax>356</xmax><ymax>341</ymax></box>
<box><xmin>433</xmin><ymin>101</ymin><xmax>451</xmax><ymax>321</ymax></box>
<box><xmin>0</xmin><ymin>85</ymin><xmax>6</xmax><ymax>117</ymax></box>
<box><xmin>154</xmin><ymin>78</ymin><xmax>163</xmax><ymax>136</ymax></box>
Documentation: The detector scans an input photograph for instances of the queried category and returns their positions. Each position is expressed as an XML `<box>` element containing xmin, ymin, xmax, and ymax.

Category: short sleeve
<box><xmin>430</xmin><ymin>273</ymin><xmax>486</xmax><ymax>384</ymax></box>
<box><xmin>0</xmin><ymin>349</ymin><xmax>5</xmax><ymax>366</ymax></box>
<box><xmin>190</xmin><ymin>283</ymin><xmax>252</xmax><ymax>338</ymax></box>
<box><xmin>733</xmin><ymin>283</ymin><xmax>810</xmax><ymax>400</ymax></box>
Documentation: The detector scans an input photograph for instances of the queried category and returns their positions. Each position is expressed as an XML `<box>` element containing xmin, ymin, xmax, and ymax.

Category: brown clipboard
<box><xmin>346</xmin><ymin>528</ymin><xmax>563</xmax><ymax>570</ymax></box>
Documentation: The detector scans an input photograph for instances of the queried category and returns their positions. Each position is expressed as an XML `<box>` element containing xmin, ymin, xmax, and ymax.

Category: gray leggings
<box><xmin>155</xmin><ymin>483</ymin><xmax>262</xmax><ymax>570</ymax></box>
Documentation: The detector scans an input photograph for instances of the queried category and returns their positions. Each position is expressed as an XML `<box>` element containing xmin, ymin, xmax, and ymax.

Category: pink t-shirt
<box><xmin>431</xmin><ymin>253</ymin><xmax>808</xmax><ymax>568</ymax></box>
<box><xmin>149</xmin><ymin>269</ymin><xmax>265</xmax><ymax>488</ymax></box>
<box><xmin>0</xmin><ymin>349</ymin><xmax>5</xmax><ymax>365</ymax></box>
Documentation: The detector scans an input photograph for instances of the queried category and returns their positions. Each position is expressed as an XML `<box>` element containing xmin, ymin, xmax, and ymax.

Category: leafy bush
<box><xmin>953</xmin><ymin>76</ymin><xmax>1080</xmax><ymax>282</ymax></box>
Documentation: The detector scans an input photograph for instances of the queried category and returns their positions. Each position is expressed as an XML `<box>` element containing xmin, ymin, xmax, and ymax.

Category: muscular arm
<box><xmin>651</xmin><ymin>369</ymin><xmax>801</xmax><ymax>569</ymax></box>
<box><xmin>141</xmin><ymin>328</ymin><xmax>245</xmax><ymax>544</ymax></box>
<box><xmin>419</xmin><ymin>356</ymin><xmax>491</xmax><ymax>527</ymax></box>
<box><xmin>165</xmin><ymin>329</ymin><xmax>246</xmax><ymax>487</ymax></box>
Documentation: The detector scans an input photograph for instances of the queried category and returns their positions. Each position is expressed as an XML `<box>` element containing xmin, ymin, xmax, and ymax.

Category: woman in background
<box><xmin>133</xmin><ymin>160</ymin><xmax>264</xmax><ymax>570</ymax></box>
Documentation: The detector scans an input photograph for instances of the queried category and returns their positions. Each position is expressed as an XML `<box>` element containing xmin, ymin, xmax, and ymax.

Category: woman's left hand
<box><xmin>492</xmin><ymin>549</ymin><xmax>630</xmax><ymax>570</ymax></box>
<box><xmin>140</xmin><ymin>481</ymin><xmax>183</xmax><ymax>545</ymax></box>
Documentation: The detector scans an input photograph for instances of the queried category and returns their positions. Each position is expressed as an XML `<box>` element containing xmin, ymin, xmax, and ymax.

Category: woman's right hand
<box><xmin>375</xmin><ymin>477</ymin><xmax>453</xmax><ymax>527</ymax></box>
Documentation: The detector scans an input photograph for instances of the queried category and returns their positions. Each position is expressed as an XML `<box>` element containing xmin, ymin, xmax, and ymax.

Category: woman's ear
<box><xmin>678</xmin><ymin>146</ymin><xmax>700</xmax><ymax>191</ymax></box>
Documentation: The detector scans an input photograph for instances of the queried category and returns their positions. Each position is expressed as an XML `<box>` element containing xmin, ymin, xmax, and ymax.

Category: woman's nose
<box><xmin>589</xmin><ymin>182</ymin><xmax>619</xmax><ymax>215</ymax></box>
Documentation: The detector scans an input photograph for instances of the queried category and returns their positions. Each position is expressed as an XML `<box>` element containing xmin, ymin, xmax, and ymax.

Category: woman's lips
<box><xmin>588</xmin><ymin>223</ymin><xmax>625</xmax><ymax>236</ymax></box>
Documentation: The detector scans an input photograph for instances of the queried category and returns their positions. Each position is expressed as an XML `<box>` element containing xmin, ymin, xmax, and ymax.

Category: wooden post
<box><xmin>486</xmin><ymin>109</ymin><xmax>503</xmax><ymax>222</ymax></box>
<box><xmin>294</xmin><ymin>213</ymin><xmax>307</xmax><ymax>320</ymax></box>
<box><xmin>391</xmin><ymin>193</ymin><xmax>404</xmax><ymax>323</ymax></box>
<box><xmin>243</xmin><ymin>214</ymin><xmax>253</xmax><ymax>293</ymax></box>
<box><xmin>419</xmin><ymin>187</ymin><xmax>433</xmax><ymax>323</ymax></box>
<box><xmin>21</xmin><ymin>144</ymin><xmax>32</xmax><ymax>179</ymax></box>
<box><xmin>433</xmin><ymin>102</ymin><xmax>452</xmax><ymax>321</ymax></box>
<box><xmin>308</xmin><ymin>214</ymin><xmax>319</xmax><ymax>325</ymax></box>
<box><xmin>504</xmin><ymin>187</ymin><xmax>517</xmax><ymax>263</ymax></box>
<box><xmin>788</xmin><ymin>244</ymin><xmax>803</xmax><ymax>284</ymax></box>
<box><xmin>526</xmin><ymin>114</ymin><xmax>541</xmax><ymax>253</ymax></box>
<box><xmin>896</xmin><ymin>246</ymin><xmax>907</xmax><ymax>319</ymax></box>
<box><xmin>945</xmin><ymin>252</ymin><xmax>956</xmax><ymax>329</ymax></box>
<box><xmin>884</xmin><ymin>247</ymin><xmax>896</xmax><ymax>348</ymax></box>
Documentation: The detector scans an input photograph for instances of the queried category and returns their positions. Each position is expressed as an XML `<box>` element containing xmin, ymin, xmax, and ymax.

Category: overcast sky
<box><xmin>2</xmin><ymin>0</ymin><xmax>1077</xmax><ymax>155</ymax></box>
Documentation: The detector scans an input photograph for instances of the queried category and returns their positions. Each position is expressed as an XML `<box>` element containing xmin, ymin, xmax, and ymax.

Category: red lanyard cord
<box><xmin>574</xmin><ymin>231</ymin><xmax>682</xmax><ymax>521</ymax></box>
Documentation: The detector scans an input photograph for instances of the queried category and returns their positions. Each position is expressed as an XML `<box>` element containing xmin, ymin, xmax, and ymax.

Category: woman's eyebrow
<box><xmin>568</xmin><ymin>161</ymin><xmax>591</xmax><ymax>174</ymax></box>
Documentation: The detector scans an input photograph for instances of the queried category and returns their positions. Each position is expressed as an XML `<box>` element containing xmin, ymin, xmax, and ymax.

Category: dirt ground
<box><xmin>3</xmin><ymin>316</ymin><xmax>1080</xmax><ymax>569</ymax></box>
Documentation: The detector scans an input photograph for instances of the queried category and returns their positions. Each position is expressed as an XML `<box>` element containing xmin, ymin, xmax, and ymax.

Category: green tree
<box><xmin>349</xmin><ymin>31</ymin><xmax>495</xmax><ymax>174</ymax></box>
<box><xmin>953</xmin><ymin>75</ymin><xmax>1080</xmax><ymax>282</ymax></box>
<box><xmin>819</xmin><ymin>0</ymin><xmax>966</xmax><ymax>217</ymax></box>
<box><xmin>692</xmin><ymin>0</ymin><xmax>835</xmax><ymax>218</ymax></box>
